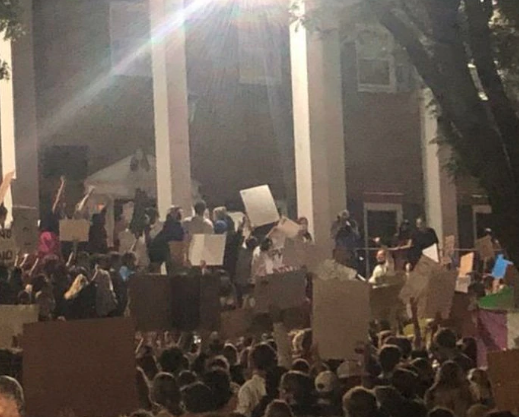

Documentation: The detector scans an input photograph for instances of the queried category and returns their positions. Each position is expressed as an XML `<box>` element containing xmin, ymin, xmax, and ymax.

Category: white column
<box><xmin>290</xmin><ymin>0</ymin><xmax>347</xmax><ymax>249</ymax></box>
<box><xmin>149</xmin><ymin>0</ymin><xmax>192</xmax><ymax>219</ymax></box>
<box><xmin>0</xmin><ymin>0</ymin><xmax>39</xmax><ymax>210</ymax></box>
<box><xmin>420</xmin><ymin>89</ymin><xmax>458</xmax><ymax>245</ymax></box>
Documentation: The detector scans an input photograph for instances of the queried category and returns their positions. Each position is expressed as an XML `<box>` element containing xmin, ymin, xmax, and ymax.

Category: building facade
<box><xmin>1</xmin><ymin>0</ymin><xmax>492</xmax><ymax>257</ymax></box>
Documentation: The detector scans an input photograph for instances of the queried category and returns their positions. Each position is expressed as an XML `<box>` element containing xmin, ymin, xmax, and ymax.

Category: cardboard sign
<box><xmin>370</xmin><ymin>283</ymin><xmax>404</xmax><ymax>323</ymax></box>
<box><xmin>188</xmin><ymin>234</ymin><xmax>226</xmax><ymax>266</ymax></box>
<box><xmin>418</xmin><ymin>270</ymin><xmax>457</xmax><ymax>319</ymax></box>
<box><xmin>459</xmin><ymin>252</ymin><xmax>475</xmax><ymax>278</ymax></box>
<box><xmin>442</xmin><ymin>235</ymin><xmax>455</xmax><ymax>263</ymax></box>
<box><xmin>488</xmin><ymin>349</ymin><xmax>519</xmax><ymax>412</ymax></box>
<box><xmin>504</xmin><ymin>264</ymin><xmax>519</xmax><ymax>308</ymax></box>
<box><xmin>0</xmin><ymin>229</ymin><xmax>17</xmax><ymax>265</ymax></box>
<box><xmin>254</xmin><ymin>270</ymin><xmax>307</xmax><ymax>313</ymax></box>
<box><xmin>277</xmin><ymin>217</ymin><xmax>301</xmax><ymax>239</ymax></box>
<box><xmin>240</xmin><ymin>185</ymin><xmax>280</xmax><ymax>228</ymax></box>
<box><xmin>13</xmin><ymin>206</ymin><xmax>39</xmax><ymax>254</ymax></box>
<box><xmin>455</xmin><ymin>275</ymin><xmax>470</xmax><ymax>294</ymax></box>
<box><xmin>24</xmin><ymin>318</ymin><xmax>138</xmax><ymax>417</ymax></box>
<box><xmin>0</xmin><ymin>171</ymin><xmax>15</xmax><ymax>204</ymax></box>
<box><xmin>313</xmin><ymin>278</ymin><xmax>370</xmax><ymax>360</ymax></box>
<box><xmin>422</xmin><ymin>244</ymin><xmax>439</xmax><ymax>263</ymax></box>
<box><xmin>399</xmin><ymin>256</ymin><xmax>441</xmax><ymax>303</ymax></box>
<box><xmin>283</xmin><ymin>241</ymin><xmax>328</xmax><ymax>273</ymax></box>
<box><xmin>220</xmin><ymin>309</ymin><xmax>253</xmax><ymax>340</ymax></box>
<box><xmin>0</xmin><ymin>305</ymin><xmax>38</xmax><ymax>348</ymax></box>
<box><xmin>128</xmin><ymin>274</ymin><xmax>175</xmax><ymax>331</ymax></box>
<box><xmin>59</xmin><ymin>219</ymin><xmax>90</xmax><ymax>242</ymax></box>
<box><xmin>476</xmin><ymin>235</ymin><xmax>494</xmax><ymax>260</ymax></box>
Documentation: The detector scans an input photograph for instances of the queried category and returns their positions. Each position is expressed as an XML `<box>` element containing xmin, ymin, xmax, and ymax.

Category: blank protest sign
<box><xmin>188</xmin><ymin>234</ymin><xmax>226</xmax><ymax>266</ymax></box>
<box><xmin>0</xmin><ymin>305</ymin><xmax>38</xmax><ymax>348</ymax></box>
<box><xmin>24</xmin><ymin>318</ymin><xmax>138</xmax><ymax>417</ymax></box>
<box><xmin>59</xmin><ymin>219</ymin><xmax>90</xmax><ymax>242</ymax></box>
<box><xmin>240</xmin><ymin>185</ymin><xmax>280</xmax><ymax>228</ymax></box>
<box><xmin>313</xmin><ymin>278</ymin><xmax>369</xmax><ymax>360</ymax></box>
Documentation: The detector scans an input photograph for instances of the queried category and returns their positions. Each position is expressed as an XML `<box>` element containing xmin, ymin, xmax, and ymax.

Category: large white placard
<box><xmin>240</xmin><ymin>185</ymin><xmax>280</xmax><ymax>228</ymax></box>
<box><xmin>188</xmin><ymin>234</ymin><xmax>226</xmax><ymax>266</ymax></box>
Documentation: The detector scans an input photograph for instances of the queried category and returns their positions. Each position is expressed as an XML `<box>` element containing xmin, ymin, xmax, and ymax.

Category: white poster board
<box><xmin>188</xmin><ymin>234</ymin><xmax>226</xmax><ymax>266</ymax></box>
<box><xmin>313</xmin><ymin>277</ymin><xmax>369</xmax><ymax>360</ymax></box>
<box><xmin>422</xmin><ymin>244</ymin><xmax>439</xmax><ymax>263</ymax></box>
<box><xmin>59</xmin><ymin>219</ymin><xmax>90</xmax><ymax>242</ymax></box>
<box><xmin>0</xmin><ymin>304</ymin><xmax>38</xmax><ymax>348</ymax></box>
<box><xmin>277</xmin><ymin>217</ymin><xmax>301</xmax><ymax>239</ymax></box>
<box><xmin>13</xmin><ymin>206</ymin><xmax>39</xmax><ymax>254</ymax></box>
<box><xmin>418</xmin><ymin>270</ymin><xmax>457</xmax><ymax>319</ymax></box>
<box><xmin>240</xmin><ymin>185</ymin><xmax>280</xmax><ymax>228</ymax></box>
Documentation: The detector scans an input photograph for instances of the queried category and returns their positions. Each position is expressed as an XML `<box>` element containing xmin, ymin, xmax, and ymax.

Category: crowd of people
<box><xmin>0</xmin><ymin>186</ymin><xmax>514</xmax><ymax>417</ymax></box>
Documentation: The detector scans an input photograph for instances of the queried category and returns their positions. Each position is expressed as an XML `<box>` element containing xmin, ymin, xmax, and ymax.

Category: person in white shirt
<box><xmin>368</xmin><ymin>249</ymin><xmax>395</xmax><ymax>285</ymax></box>
<box><xmin>236</xmin><ymin>343</ymin><xmax>277</xmax><ymax>417</ymax></box>
<box><xmin>251</xmin><ymin>238</ymin><xmax>277</xmax><ymax>283</ymax></box>
<box><xmin>183</xmin><ymin>200</ymin><xmax>214</xmax><ymax>236</ymax></box>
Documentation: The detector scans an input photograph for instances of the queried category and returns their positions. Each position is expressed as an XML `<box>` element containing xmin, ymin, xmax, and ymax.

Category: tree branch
<box><xmin>366</xmin><ymin>0</ymin><xmax>444</xmax><ymax>97</ymax></box>
<box><xmin>465</xmin><ymin>0</ymin><xmax>519</xmax><ymax>179</ymax></box>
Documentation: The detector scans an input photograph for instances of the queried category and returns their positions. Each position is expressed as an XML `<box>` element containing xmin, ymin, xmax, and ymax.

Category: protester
<box><xmin>424</xmin><ymin>361</ymin><xmax>476</xmax><ymax>417</ymax></box>
<box><xmin>148</xmin><ymin>206</ymin><xmax>184</xmax><ymax>269</ymax></box>
<box><xmin>183</xmin><ymin>200</ymin><xmax>214</xmax><ymax>236</ymax></box>
<box><xmin>88</xmin><ymin>212</ymin><xmax>109</xmax><ymax>254</ymax></box>
<box><xmin>368</xmin><ymin>249</ymin><xmax>395</xmax><ymax>285</ymax></box>
<box><xmin>0</xmin><ymin>376</ymin><xmax>24</xmax><ymax>417</ymax></box>
<box><xmin>236</xmin><ymin>343</ymin><xmax>277</xmax><ymax>416</ymax></box>
<box><xmin>406</xmin><ymin>217</ymin><xmax>439</xmax><ymax>267</ymax></box>
<box><xmin>296</xmin><ymin>217</ymin><xmax>313</xmax><ymax>243</ymax></box>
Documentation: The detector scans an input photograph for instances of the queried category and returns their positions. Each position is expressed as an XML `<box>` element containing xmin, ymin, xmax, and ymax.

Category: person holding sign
<box><xmin>87</xmin><ymin>212</ymin><xmax>109</xmax><ymax>255</ymax></box>
<box><xmin>400</xmin><ymin>217</ymin><xmax>439</xmax><ymax>268</ymax></box>
<box><xmin>148</xmin><ymin>206</ymin><xmax>185</xmax><ymax>270</ymax></box>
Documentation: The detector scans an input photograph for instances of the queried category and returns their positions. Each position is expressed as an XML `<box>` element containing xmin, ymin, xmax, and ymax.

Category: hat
<box><xmin>315</xmin><ymin>371</ymin><xmax>339</xmax><ymax>394</ymax></box>
<box><xmin>337</xmin><ymin>360</ymin><xmax>365</xmax><ymax>379</ymax></box>
<box><xmin>214</xmin><ymin>220</ymin><xmax>228</xmax><ymax>234</ymax></box>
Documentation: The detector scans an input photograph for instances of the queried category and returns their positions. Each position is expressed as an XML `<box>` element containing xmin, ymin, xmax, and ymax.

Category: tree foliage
<box><xmin>296</xmin><ymin>0</ymin><xmax>519</xmax><ymax>259</ymax></box>
<box><xmin>0</xmin><ymin>0</ymin><xmax>23</xmax><ymax>79</ymax></box>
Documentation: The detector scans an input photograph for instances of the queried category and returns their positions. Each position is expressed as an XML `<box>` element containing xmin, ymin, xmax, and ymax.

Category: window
<box><xmin>355</xmin><ymin>25</ymin><xmax>396</xmax><ymax>93</ymax></box>
<box><xmin>237</xmin><ymin>5</ymin><xmax>282</xmax><ymax>86</ymax></box>
<box><xmin>109</xmin><ymin>1</ymin><xmax>151</xmax><ymax>77</ymax></box>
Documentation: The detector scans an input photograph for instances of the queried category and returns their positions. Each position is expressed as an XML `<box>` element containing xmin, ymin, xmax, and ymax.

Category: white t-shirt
<box><xmin>183</xmin><ymin>215</ymin><xmax>214</xmax><ymax>235</ymax></box>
